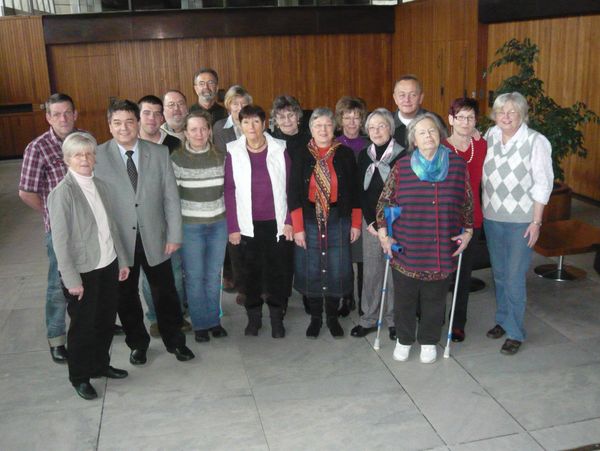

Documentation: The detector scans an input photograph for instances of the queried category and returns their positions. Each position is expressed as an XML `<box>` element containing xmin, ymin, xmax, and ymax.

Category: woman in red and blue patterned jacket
<box><xmin>376</xmin><ymin>112</ymin><xmax>473</xmax><ymax>364</ymax></box>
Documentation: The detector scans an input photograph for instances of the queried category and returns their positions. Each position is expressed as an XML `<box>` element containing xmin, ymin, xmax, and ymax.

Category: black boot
<box><xmin>326</xmin><ymin>296</ymin><xmax>344</xmax><ymax>338</ymax></box>
<box><xmin>306</xmin><ymin>297</ymin><xmax>323</xmax><ymax>339</ymax></box>
<box><xmin>268</xmin><ymin>303</ymin><xmax>285</xmax><ymax>339</ymax></box>
<box><xmin>302</xmin><ymin>295</ymin><xmax>310</xmax><ymax>315</ymax></box>
<box><xmin>338</xmin><ymin>295</ymin><xmax>355</xmax><ymax>317</ymax></box>
<box><xmin>244</xmin><ymin>306</ymin><xmax>262</xmax><ymax>336</ymax></box>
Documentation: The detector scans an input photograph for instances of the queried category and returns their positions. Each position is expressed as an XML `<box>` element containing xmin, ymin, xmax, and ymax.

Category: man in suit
<box><xmin>94</xmin><ymin>99</ymin><xmax>194</xmax><ymax>364</ymax></box>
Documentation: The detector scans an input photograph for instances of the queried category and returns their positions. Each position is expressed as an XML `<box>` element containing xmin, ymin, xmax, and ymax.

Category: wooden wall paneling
<box><xmin>47</xmin><ymin>43</ymin><xmax>119</xmax><ymax>143</ymax></box>
<box><xmin>0</xmin><ymin>16</ymin><xmax>50</xmax><ymax>105</ymax></box>
<box><xmin>487</xmin><ymin>14</ymin><xmax>600</xmax><ymax>200</ymax></box>
<box><xmin>0</xmin><ymin>114</ymin><xmax>36</xmax><ymax>158</ymax></box>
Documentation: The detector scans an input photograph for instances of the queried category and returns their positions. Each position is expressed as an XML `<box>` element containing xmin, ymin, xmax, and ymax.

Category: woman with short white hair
<box><xmin>352</xmin><ymin>108</ymin><xmax>404</xmax><ymax>341</ymax></box>
<box><xmin>48</xmin><ymin>132</ymin><xmax>130</xmax><ymax>400</ymax></box>
<box><xmin>482</xmin><ymin>91</ymin><xmax>553</xmax><ymax>355</ymax></box>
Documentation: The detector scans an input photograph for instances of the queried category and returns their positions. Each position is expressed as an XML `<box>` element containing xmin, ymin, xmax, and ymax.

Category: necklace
<box><xmin>450</xmin><ymin>136</ymin><xmax>474</xmax><ymax>164</ymax></box>
<box><xmin>246</xmin><ymin>139</ymin><xmax>267</xmax><ymax>151</ymax></box>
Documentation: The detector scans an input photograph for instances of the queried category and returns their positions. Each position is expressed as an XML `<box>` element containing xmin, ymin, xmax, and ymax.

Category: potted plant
<box><xmin>483</xmin><ymin>38</ymin><xmax>599</xmax><ymax>221</ymax></box>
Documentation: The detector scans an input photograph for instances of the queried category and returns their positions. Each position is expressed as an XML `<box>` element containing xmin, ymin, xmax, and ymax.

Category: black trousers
<box><xmin>237</xmin><ymin>220</ymin><xmax>290</xmax><ymax>311</ymax></box>
<box><xmin>118</xmin><ymin>235</ymin><xmax>185</xmax><ymax>350</ymax></box>
<box><xmin>63</xmin><ymin>259</ymin><xmax>119</xmax><ymax>385</ymax></box>
<box><xmin>450</xmin><ymin>228</ymin><xmax>481</xmax><ymax>329</ymax></box>
<box><xmin>392</xmin><ymin>269</ymin><xmax>451</xmax><ymax>345</ymax></box>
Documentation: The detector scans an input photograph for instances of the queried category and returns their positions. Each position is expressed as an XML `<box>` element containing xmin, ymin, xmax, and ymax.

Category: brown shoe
<box><xmin>149</xmin><ymin>322</ymin><xmax>160</xmax><ymax>338</ymax></box>
<box><xmin>486</xmin><ymin>324</ymin><xmax>506</xmax><ymax>339</ymax></box>
<box><xmin>500</xmin><ymin>338</ymin><xmax>521</xmax><ymax>355</ymax></box>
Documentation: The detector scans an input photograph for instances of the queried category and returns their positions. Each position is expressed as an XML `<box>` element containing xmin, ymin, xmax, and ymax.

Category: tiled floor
<box><xmin>1</xmin><ymin>158</ymin><xmax>600</xmax><ymax>451</ymax></box>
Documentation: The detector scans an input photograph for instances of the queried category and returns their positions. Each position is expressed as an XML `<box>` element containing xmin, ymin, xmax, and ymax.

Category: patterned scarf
<box><xmin>363</xmin><ymin>138</ymin><xmax>403</xmax><ymax>190</ymax></box>
<box><xmin>410</xmin><ymin>144</ymin><xmax>450</xmax><ymax>182</ymax></box>
<box><xmin>308</xmin><ymin>138</ymin><xmax>341</xmax><ymax>230</ymax></box>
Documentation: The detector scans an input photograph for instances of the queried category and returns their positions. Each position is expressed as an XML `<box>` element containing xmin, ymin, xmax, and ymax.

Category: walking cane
<box><xmin>443</xmin><ymin>237</ymin><xmax>465</xmax><ymax>359</ymax></box>
<box><xmin>373</xmin><ymin>206</ymin><xmax>402</xmax><ymax>351</ymax></box>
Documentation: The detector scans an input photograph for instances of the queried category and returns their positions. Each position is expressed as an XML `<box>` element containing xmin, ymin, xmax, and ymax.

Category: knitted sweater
<box><xmin>170</xmin><ymin>145</ymin><xmax>226</xmax><ymax>224</ymax></box>
<box><xmin>482</xmin><ymin>124</ymin><xmax>553</xmax><ymax>223</ymax></box>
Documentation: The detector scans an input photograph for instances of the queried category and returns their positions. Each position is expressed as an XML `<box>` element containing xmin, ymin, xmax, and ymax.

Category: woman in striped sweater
<box><xmin>377</xmin><ymin>112</ymin><xmax>473</xmax><ymax>364</ymax></box>
<box><xmin>171</xmin><ymin>110</ymin><xmax>228</xmax><ymax>343</ymax></box>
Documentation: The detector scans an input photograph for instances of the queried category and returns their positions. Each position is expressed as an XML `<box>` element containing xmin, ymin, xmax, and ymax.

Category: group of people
<box><xmin>18</xmin><ymin>68</ymin><xmax>553</xmax><ymax>400</ymax></box>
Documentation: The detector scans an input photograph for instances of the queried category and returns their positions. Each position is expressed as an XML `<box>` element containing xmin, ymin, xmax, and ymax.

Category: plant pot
<box><xmin>542</xmin><ymin>182</ymin><xmax>572</xmax><ymax>223</ymax></box>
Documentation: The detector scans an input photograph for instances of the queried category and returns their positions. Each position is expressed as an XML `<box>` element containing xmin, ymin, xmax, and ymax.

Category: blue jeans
<box><xmin>142</xmin><ymin>250</ymin><xmax>186</xmax><ymax>323</ymax></box>
<box><xmin>181</xmin><ymin>220</ymin><xmax>227</xmax><ymax>330</ymax></box>
<box><xmin>484</xmin><ymin>219</ymin><xmax>533</xmax><ymax>342</ymax></box>
<box><xmin>45</xmin><ymin>232</ymin><xmax>67</xmax><ymax>345</ymax></box>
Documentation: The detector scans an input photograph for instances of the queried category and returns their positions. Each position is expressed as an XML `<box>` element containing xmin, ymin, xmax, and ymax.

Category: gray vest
<box><xmin>482</xmin><ymin>128</ymin><xmax>539</xmax><ymax>223</ymax></box>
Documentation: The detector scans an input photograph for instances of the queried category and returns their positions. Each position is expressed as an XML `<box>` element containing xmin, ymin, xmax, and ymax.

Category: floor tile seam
<box><xmin>449</xmin><ymin>351</ymin><xmax>538</xmax><ymax>442</ymax></box>
<box><xmin>373</xmin><ymin>342</ymin><xmax>448</xmax><ymax>448</ymax></box>
<box><xmin>239</xmin><ymin>346</ymin><xmax>272</xmax><ymax>451</ymax></box>
<box><xmin>95</xmin><ymin>378</ymin><xmax>108</xmax><ymax>451</ymax></box>
<box><xmin>528</xmin><ymin>415</ymin><xmax>600</xmax><ymax>434</ymax></box>
<box><xmin>445</xmin><ymin>431</ymin><xmax>544</xmax><ymax>449</ymax></box>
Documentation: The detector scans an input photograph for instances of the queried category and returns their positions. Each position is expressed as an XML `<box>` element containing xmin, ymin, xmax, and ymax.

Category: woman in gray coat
<box><xmin>48</xmin><ymin>132</ymin><xmax>130</xmax><ymax>400</ymax></box>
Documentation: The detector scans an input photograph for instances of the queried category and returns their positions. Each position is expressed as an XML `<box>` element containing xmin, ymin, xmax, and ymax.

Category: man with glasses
<box><xmin>161</xmin><ymin>90</ymin><xmax>188</xmax><ymax>141</ymax></box>
<box><xmin>189</xmin><ymin>68</ymin><xmax>227</xmax><ymax>125</ymax></box>
<box><xmin>19</xmin><ymin>93</ymin><xmax>79</xmax><ymax>364</ymax></box>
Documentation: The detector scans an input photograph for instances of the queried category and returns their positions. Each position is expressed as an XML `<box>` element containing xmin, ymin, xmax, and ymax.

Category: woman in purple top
<box><xmin>334</xmin><ymin>96</ymin><xmax>369</xmax><ymax>317</ymax></box>
<box><xmin>224</xmin><ymin>105</ymin><xmax>294</xmax><ymax>338</ymax></box>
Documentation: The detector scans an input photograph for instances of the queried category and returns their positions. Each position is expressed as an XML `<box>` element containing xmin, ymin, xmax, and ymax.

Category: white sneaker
<box><xmin>393</xmin><ymin>340</ymin><xmax>411</xmax><ymax>361</ymax></box>
<box><xmin>420</xmin><ymin>345</ymin><xmax>437</xmax><ymax>363</ymax></box>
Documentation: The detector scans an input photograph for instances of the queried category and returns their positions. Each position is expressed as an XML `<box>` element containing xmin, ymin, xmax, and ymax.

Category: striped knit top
<box><xmin>376</xmin><ymin>151</ymin><xmax>473</xmax><ymax>280</ymax></box>
<box><xmin>170</xmin><ymin>143</ymin><xmax>226</xmax><ymax>224</ymax></box>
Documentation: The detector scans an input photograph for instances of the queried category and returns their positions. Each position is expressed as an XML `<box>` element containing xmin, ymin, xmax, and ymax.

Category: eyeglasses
<box><xmin>196</xmin><ymin>80</ymin><xmax>217</xmax><ymax>88</ymax></box>
<box><xmin>367</xmin><ymin>124</ymin><xmax>389</xmax><ymax>132</ymax></box>
<box><xmin>496</xmin><ymin>110</ymin><xmax>519</xmax><ymax>118</ymax></box>
<box><xmin>454</xmin><ymin>115</ymin><xmax>476</xmax><ymax>123</ymax></box>
<box><xmin>165</xmin><ymin>101</ymin><xmax>186</xmax><ymax>110</ymax></box>
<box><xmin>276</xmin><ymin>112</ymin><xmax>297</xmax><ymax>122</ymax></box>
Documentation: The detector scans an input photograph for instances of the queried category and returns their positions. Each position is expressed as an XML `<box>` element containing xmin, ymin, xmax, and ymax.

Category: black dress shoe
<box><xmin>129</xmin><ymin>348</ymin><xmax>147</xmax><ymax>365</ymax></box>
<box><xmin>73</xmin><ymin>382</ymin><xmax>97</xmax><ymax>400</ymax></box>
<box><xmin>306</xmin><ymin>318</ymin><xmax>322</xmax><ymax>339</ymax></box>
<box><xmin>50</xmin><ymin>345</ymin><xmax>68</xmax><ymax>364</ymax></box>
<box><xmin>168</xmin><ymin>345</ymin><xmax>195</xmax><ymax>361</ymax></box>
<box><xmin>500</xmin><ymin>338</ymin><xmax>521</xmax><ymax>355</ymax></box>
<box><xmin>486</xmin><ymin>324</ymin><xmax>506</xmax><ymax>339</ymax></box>
<box><xmin>209</xmin><ymin>325</ymin><xmax>228</xmax><ymax>338</ymax></box>
<box><xmin>104</xmin><ymin>366</ymin><xmax>129</xmax><ymax>379</ymax></box>
<box><xmin>389</xmin><ymin>327</ymin><xmax>397</xmax><ymax>341</ymax></box>
<box><xmin>195</xmin><ymin>329</ymin><xmax>210</xmax><ymax>343</ymax></box>
<box><xmin>350</xmin><ymin>325</ymin><xmax>377</xmax><ymax>337</ymax></box>
<box><xmin>326</xmin><ymin>317</ymin><xmax>344</xmax><ymax>338</ymax></box>
<box><xmin>113</xmin><ymin>324</ymin><xmax>125</xmax><ymax>336</ymax></box>
<box><xmin>451</xmin><ymin>328</ymin><xmax>465</xmax><ymax>343</ymax></box>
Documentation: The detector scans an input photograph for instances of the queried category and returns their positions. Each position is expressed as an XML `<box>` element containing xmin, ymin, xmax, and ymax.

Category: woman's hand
<box><xmin>451</xmin><ymin>230</ymin><xmax>473</xmax><ymax>256</ymax></box>
<box><xmin>229</xmin><ymin>232</ymin><xmax>241</xmax><ymax>245</ymax></box>
<box><xmin>164</xmin><ymin>243</ymin><xmax>181</xmax><ymax>255</ymax></box>
<box><xmin>294</xmin><ymin>231</ymin><xmax>307</xmax><ymax>249</ymax></box>
<box><xmin>69</xmin><ymin>285</ymin><xmax>84</xmax><ymax>301</ymax></box>
<box><xmin>119</xmin><ymin>267</ymin><xmax>130</xmax><ymax>281</ymax></box>
<box><xmin>283</xmin><ymin>224</ymin><xmax>294</xmax><ymax>241</ymax></box>
<box><xmin>524</xmin><ymin>222</ymin><xmax>541</xmax><ymax>248</ymax></box>
<box><xmin>350</xmin><ymin>227</ymin><xmax>361</xmax><ymax>243</ymax></box>
<box><xmin>472</xmin><ymin>129</ymin><xmax>482</xmax><ymax>140</ymax></box>
<box><xmin>367</xmin><ymin>223</ymin><xmax>378</xmax><ymax>237</ymax></box>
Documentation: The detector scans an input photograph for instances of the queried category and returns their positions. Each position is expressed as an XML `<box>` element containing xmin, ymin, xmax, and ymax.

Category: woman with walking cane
<box><xmin>352</xmin><ymin>108</ymin><xmax>404</xmax><ymax>341</ymax></box>
<box><xmin>376</xmin><ymin>113</ymin><xmax>473</xmax><ymax>363</ymax></box>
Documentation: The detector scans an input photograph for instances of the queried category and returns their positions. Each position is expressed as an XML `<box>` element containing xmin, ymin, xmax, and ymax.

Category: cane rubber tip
<box><xmin>443</xmin><ymin>350</ymin><xmax>450</xmax><ymax>358</ymax></box>
<box><xmin>373</xmin><ymin>340</ymin><xmax>380</xmax><ymax>351</ymax></box>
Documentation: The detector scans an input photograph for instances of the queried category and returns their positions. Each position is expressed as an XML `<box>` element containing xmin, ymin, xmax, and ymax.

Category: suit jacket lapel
<box><xmin>137</xmin><ymin>140</ymin><xmax>151</xmax><ymax>189</ymax></box>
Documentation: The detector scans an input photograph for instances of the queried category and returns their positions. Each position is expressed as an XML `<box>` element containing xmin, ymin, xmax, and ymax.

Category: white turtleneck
<box><xmin>69</xmin><ymin>169</ymin><xmax>117</xmax><ymax>269</ymax></box>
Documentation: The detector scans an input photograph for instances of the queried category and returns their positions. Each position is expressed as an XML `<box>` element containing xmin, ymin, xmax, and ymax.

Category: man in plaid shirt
<box><xmin>18</xmin><ymin>93</ymin><xmax>78</xmax><ymax>364</ymax></box>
